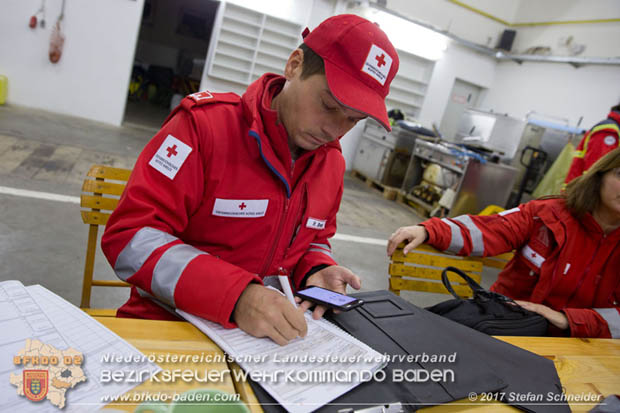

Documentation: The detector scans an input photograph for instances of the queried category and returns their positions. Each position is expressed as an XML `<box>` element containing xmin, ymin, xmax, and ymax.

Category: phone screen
<box><xmin>297</xmin><ymin>287</ymin><xmax>357</xmax><ymax>306</ymax></box>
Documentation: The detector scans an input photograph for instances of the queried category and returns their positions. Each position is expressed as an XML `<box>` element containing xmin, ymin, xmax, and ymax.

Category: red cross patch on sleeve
<box><xmin>148</xmin><ymin>135</ymin><xmax>192</xmax><ymax>180</ymax></box>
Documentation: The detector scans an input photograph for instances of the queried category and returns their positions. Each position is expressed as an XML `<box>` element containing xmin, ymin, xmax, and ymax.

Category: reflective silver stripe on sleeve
<box><xmin>308</xmin><ymin>248</ymin><xmax>334</xmax><ymax>259</ymax></box>
<box><xmin>114</xmin><ymin>227</ymin><xmax>178</xmax><ymax>281</ymax></box>
<box><xmin>136</xmin><ymin>287</ymin><xmax>177</xmax><ymax>316</ymax></box>
<box><xmin>453</xmin><ymin>215</ymin><xmax>484</xmax><ymax>256</ymax></box>
<box><xmin>310</xmin><ymin>242</ymin><xmax>331</xmax><ymax>251</ymax></box>
<box><xmin>151</xmin><ymin>244</ymin><xmax>208</xmax><ymax>307</ymax></box>
<box><xmin>441</xmin><ymin>218</ymin><xmax>464</xmax><ymax>254</ymax></box>
<box><xmin>595</xmin><ymin>308</ymin><xmax>620</xmax><ymax>338</ymax></box>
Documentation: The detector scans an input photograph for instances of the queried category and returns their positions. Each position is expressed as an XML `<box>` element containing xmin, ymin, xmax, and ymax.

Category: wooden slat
<box><xmin>82</xmin><ymin>308</ymin><xmax>118</xmax><ymax>317</ymax></box>
<box><xmin>80</xmin><ymin>194</ymin><xmax>119</xmax><ymax>211</ymax></box>
<box><xmin>87</xmin><ymin>165</ymin><xmax>132</xmax><ymax>181</ymax></box>
<box><xmin>82</xmin><ymin>179</ymin><xmax>126</xmax><ymax>196</ymax></box>
<box><xmin>392</xmin><ymin>249</ymin><xmax>483</xmax><ymax>272</ymax></box>
<box><xmin>390</xmin><ymin>277</ymin><xmax>473</xmax><ymax>297</ymax></box>
<box><xmin>92</xmin><ymin>280</ymin><xmax>131</xmax><ymax>287</ymax></box>
<box><xmin>81</xmin><ymin>210</ymin><xmax>111</xmax><ymax>225</ymax></box>
<box><xmin>389</xmin><ymin>263</ymin><xmax>481</xmax><ymax>283</ymax></box>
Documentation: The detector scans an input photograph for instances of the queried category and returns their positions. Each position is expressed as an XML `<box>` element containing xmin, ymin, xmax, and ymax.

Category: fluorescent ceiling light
<box><xmin>364</xmin><ymin>8</ymin><xmax>449</xmax><ymax>60</ymax></box>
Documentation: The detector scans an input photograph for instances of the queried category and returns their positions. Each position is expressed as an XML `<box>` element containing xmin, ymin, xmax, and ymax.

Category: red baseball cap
<box><xmin>302</xmin><ymin>14</ymin><xmax>399</xmax><ymax>131</ymax></box>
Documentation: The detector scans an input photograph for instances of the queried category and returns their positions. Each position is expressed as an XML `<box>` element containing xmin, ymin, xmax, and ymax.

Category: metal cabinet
<box><xmin>353</xmin><ymin>137</ymin><xmax>393</xmax><ymax>182</ymax></box>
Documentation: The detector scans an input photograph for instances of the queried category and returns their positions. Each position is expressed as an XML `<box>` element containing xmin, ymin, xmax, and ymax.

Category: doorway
<box><xmin>439</xmin><ymin>78</ymin><xmax>483</xmax><ymax>141</ymax></box>
<box><xmin>123</xmin><ymin>0</ymin><xmax>220</xmax><ymax>130</ymax></box>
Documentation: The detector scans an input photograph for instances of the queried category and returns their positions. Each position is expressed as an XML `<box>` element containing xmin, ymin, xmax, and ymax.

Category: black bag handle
<box><xmin>441</xmin><ymin>266</ymin><xmax>487</xmax><ymax>300</ymax></box>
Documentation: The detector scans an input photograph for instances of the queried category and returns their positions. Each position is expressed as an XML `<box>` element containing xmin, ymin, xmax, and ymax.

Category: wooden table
<box><xmin>96</xmin><ymin>316</ymin><xmax>619</xmax><ymax>413</ymax></box>
<box><xmin>95</xmin><ymin>317</ymin><xmax>261</xmax><ymax>412</ymax></box>
<box><xmin>419</xmin><ymin>336</ymin><xmax>620</xmax><ymax>412</ymax></box>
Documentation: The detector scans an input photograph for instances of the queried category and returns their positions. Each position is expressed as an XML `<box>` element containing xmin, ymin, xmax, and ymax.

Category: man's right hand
<box><xmin>233</xmin><ymin>283</ymin><xmax>307</xmax><ymax>346</ymax></box>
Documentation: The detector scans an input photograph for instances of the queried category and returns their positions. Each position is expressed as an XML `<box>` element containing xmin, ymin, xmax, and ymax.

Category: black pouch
<box><xmin>426</xmin><ymin>266</ymin><xmax>548</xmax><ymax>336</ymax></box>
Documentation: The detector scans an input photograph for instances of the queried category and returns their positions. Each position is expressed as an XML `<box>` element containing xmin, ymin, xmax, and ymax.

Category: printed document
<box><xmin>0</xmin><ymin>280</ymin><xmax>160</xmax><ymax>412</ymax></box>
<box><xmin>178</xmin><ymin>309</ymin><xmax>387</xmax><ymax>413</ymax></box>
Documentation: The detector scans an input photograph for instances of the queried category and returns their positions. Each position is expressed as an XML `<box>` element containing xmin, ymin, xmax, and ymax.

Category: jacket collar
<box><xmin>240</xmin><ymin>74</ymin><xmax>342</xmax><ymax>197</ymax></box>
<box><xmin>542</xmin><ymin>198</ymin><xmax>620</xmax><ymax>242</ymax></box>
<box><xmin>608</xmin><ymin>110</ymin><xmax>620</xmax><ymax>125</ymax></box>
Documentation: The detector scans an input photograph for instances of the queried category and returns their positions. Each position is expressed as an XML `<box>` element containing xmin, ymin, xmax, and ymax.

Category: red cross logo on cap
<box><xmin>375</xmin><ymin>53</ymin><xmax>387</xmax><ymax>67</ymax></box>
<box><xmin>531</xmin><ymin>252</ymin><xmax>537</xmax><ymax>258</ymax></box>
<box><xmin>166</xmin><ymin>145</ymin><xmax>178</xmax><ymax>158</ymax></box>
<box><xmin>238</xmin><ymin>202</ymin><xmax>247</xmax><ymax>210</ymax></box>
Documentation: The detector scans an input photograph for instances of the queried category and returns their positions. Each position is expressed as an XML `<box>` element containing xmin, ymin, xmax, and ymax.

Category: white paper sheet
<box><xmin>0</xmin><ymin>281</ymin><xmax>160</xmax><ymax>412</ymax></box>
<box><xmin>178</xmin><ymin>309</ymin><xmax>387</xmax><ymax>413</ymax></box>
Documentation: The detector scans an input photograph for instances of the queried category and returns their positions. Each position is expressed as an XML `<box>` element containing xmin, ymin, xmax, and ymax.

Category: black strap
<box><xmin>441</xmin><ymin>266</ymin><xmax>486</xmax><ymax>299</ymax></box>
<box><xmin>441</xmin><ymin>266</ymin><xmax>521</xmax><ymax>313</ymax></box>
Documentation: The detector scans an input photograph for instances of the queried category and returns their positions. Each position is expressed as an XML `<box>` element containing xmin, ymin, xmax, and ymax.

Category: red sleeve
<box><xmin>564</xmin><ymin>307</ymin><xmax>619</xmax><ymax>338</ymax></box>
<box><xmin>422</xmin><ymin>204</ymin><xmax>534</xmax><ymax>257</ymax></box>
<box><xmin>101</xmin><ymin>108</ymin><xmax>260</xmax><ymax>328</ymax></box>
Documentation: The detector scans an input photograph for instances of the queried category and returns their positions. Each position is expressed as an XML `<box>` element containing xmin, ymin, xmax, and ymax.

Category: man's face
<box><xmin>277</xmin><ymin>51</ymin><xmax>368</xmax><ymax>152</ymax></box>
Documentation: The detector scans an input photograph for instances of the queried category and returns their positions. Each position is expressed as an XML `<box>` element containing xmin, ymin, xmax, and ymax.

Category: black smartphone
<box><xmin>295</xmin><ymin>286</ymin><xmax>364</xmax><ymax>311</ymax></box>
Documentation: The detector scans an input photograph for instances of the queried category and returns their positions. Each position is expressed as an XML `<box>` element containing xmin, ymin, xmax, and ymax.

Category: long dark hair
<box><xmin>564</xmin><ymin>147</ymin><xmax>620</xmax><ymax>216</ymax></box>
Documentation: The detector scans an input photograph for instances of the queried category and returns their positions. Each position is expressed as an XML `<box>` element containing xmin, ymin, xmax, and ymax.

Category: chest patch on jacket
<box><xmin>604</xmin><ymin>135</ymin><xmax>616</xmax><ymax>146</ymax></box>
<box><xmin>521</xmin><ymin>244</ymin><xmax>545</xmax><ymax>268</ymax></box>
<box><xmin>306</xmin><ymin>217</ymin><xmax>326</xmax><ymax>230</ymax></box>
<box><xmin>212</xmin><ymin>199</ymin><xmax>268</xmax><ymax>218</ymax></box>
<box><xmin>148</xmin><ymin>135</ymin><xmax>192</xmax><ymax>180</ymax></box>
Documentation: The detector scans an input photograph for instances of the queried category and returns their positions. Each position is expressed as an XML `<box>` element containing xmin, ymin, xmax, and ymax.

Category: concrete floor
<box><xmin>0</xmin><ymin>104</ymin><xmax>499</xmax><ymax>313</ymax></box>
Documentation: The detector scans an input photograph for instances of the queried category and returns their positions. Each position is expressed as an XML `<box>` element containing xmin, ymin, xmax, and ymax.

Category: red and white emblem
<box><xmin>212</xmin><ymin>199</ymin><xmax>269</xmax><ymax>218</ymax></box>
<box><xmin>148</xmin><ymin>135</ymin><xmax>193</xmax><ymax>180</ymax></box>
<box><xmin>189</xmin><ymin>91</ymin><xmax>213</xmax><ymax>102</ymax></box>
<box><xmin>362</xmin><ymin>44</ymin><xmax>393</xmax><ymax>86</ymax></box>
<box><xmin>23</xmin><ymin>370</ymin><xmax>48</xmax><ymax>402</ymax></box>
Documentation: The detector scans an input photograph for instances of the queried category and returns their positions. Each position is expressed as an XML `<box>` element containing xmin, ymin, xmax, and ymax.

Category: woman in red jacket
<box><xmin>387</xmin><ymin>148</ymin><xmax>620</xmax><ymax>338</ymax></box>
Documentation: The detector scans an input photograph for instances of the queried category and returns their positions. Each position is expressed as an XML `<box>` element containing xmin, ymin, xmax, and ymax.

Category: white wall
<box><xmin>418</xmin><ymin>43</ymin><xmax>496</xmax><ymax>127</ymax></box>
<box><xmin>0</xmin><ymin>0</ymin><xmax>144</xmax><ymax>126</ymax></box>
<box><xmin>483</xmin><ymin>61</ymin><xmax>620</xmax><ymax>129</ymax></box>
<box><xmin>387</xmin><ymin>0</ymin><xmax>508</xmax><ymax>47</ymax></box>
<box><xmin>513</xmin><ymin>0</ymin><xmax>620</xmax><ymax>22</ymax></box>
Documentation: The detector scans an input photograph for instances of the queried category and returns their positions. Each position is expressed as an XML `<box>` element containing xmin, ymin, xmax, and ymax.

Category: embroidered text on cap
<box><xmin>362</xmin><ymin>44</ymin><xmax>393</xmax><ymax>86</ymax></box>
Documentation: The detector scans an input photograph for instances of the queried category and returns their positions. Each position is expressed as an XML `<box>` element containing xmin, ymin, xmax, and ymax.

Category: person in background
<box><xmin>101</xmin><ymin>15</ymin><xmax>399</xmax><ymax>345</ymax></box>
<box><xmin>388</xmin><ymin>148</ymin><xmax>620</xmax><ymax>338</ymax></box>
<box><xmin>564</xmin><ymin>102</ymin><xmax>620</xmax><ymax>184</ymax></box>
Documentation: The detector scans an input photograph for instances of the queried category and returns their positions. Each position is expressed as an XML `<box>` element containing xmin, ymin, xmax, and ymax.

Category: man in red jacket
<box><xmin>565</xmin><ymin>103</ymin><xmax>620</xmax><ymax>184</ymax></box>
<box><xmin>102</xmin><ymin>15</ymin><xmax>399</xmax><ymax>345</ymax></box>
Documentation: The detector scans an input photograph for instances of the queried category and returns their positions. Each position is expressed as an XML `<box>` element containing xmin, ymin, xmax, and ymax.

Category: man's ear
<box><xmin>284</xmin><ymin>48</ymin><xmax>304</xmax><ymax>80</ymax></box>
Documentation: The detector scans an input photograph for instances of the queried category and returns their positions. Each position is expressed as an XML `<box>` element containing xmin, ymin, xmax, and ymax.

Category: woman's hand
<box><xmin>515</xmin><ymin>300</ymin><xmax>569</xmax><ymax>330</ymax></box>
<box><xmin>387</xmin><ymin>225</ymin><xmax>428</xmax><ymax>256</ymax></box>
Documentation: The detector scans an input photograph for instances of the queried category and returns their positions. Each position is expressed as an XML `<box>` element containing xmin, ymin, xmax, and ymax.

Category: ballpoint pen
<box><xmin>277</xmin><ymin>267</ymin><xmax>297</xmax><ymax>307</ymax></box>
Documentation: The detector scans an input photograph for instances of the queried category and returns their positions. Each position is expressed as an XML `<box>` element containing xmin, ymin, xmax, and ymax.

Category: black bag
<box><xmin>426</xmin><ymin>266</ymin><xmax>549</xmax><ymax>336</ymax></box>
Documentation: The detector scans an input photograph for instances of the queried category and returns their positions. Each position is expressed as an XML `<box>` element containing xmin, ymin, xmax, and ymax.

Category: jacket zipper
<box><xmin>260</xmin><ymin>196</ymin><xmax>289</xmax><ymax>277</ymax></box>
<box><xmin>565</xmin><ymin>235</ymin><xmax>603</xmax><ymax>304</ymax></box>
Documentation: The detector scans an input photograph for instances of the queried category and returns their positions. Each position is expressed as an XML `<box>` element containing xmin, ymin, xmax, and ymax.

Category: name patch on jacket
<box><xmin>306</xmin><ymin>217</ymin><xmax>326</xmax><ymax>230</ymax></box>
<box><xmin>213</xmin><ymin>199</ymin><xmax>268</xmax><ymax>218</ymax></box>
<box><xmin>149</xmin><ymin>135</ymin><xmax>192</xmax><ymax>180</ymax></box>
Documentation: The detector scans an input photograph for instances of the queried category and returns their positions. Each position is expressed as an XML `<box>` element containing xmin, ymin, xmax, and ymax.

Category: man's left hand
<box><xmin>296</xmin><ymin>266</ymin><xmax>361</xmax><ymax>320</ymax></box>
<box><xmin>515</xmin><ymin>300</ymin><xmax>569</xmax><ymax>330</ymax></box>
